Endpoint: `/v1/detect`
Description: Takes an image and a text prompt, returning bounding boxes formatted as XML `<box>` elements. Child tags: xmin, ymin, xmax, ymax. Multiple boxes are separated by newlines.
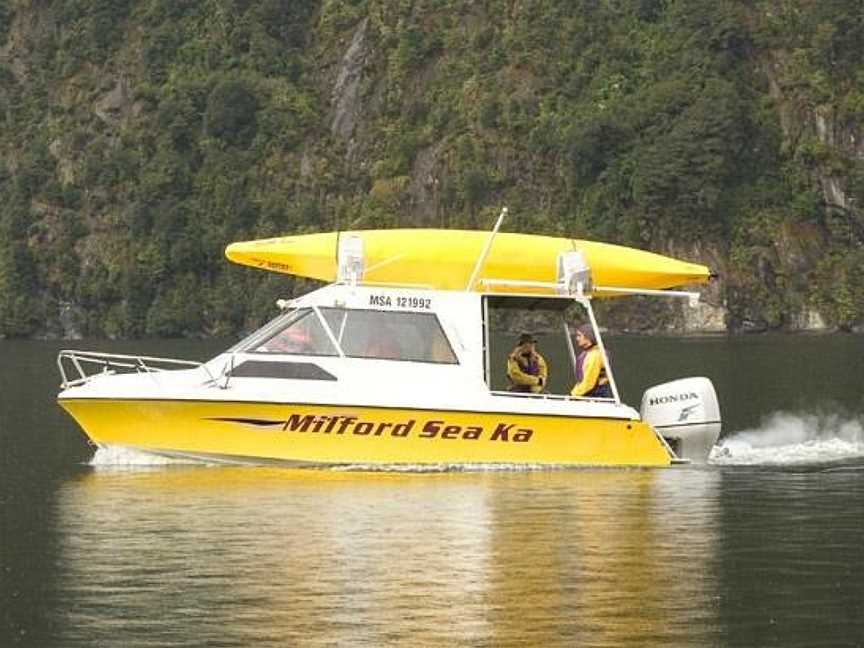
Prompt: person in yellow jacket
<box><xmin>506</xmin><ymin>333</ymin><xmax>548</xmax><ymax>393</ymax></box>
<box><xmin>570</xmin><ymin>324</ymin><xmax>612</xmax><ymax>398</ymax></box>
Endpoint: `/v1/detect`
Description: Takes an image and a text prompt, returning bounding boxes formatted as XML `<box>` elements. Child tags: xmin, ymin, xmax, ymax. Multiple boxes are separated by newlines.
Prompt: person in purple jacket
<box><xmin>570</xmin><ymin>324</ymin><xmax>612</xmax><ymax>398</ymax></box>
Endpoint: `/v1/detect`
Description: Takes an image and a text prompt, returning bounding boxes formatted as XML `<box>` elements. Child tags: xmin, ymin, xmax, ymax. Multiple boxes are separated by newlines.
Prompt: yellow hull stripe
<box><xmin>59</xmin><ymin>399</ymin><xmax>672</xmax><ymax>467</ymax></box>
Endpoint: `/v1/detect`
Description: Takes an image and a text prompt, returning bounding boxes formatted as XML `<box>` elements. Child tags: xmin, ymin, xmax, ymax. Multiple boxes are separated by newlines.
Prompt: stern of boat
<box><xmin>641</xmin><ymin>377</ymin><xmax>721</xmax><ymax>463</ymax></box>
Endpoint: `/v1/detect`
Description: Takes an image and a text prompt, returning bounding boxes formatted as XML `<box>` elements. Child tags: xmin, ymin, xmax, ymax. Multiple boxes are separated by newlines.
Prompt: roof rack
<box><xmin>479</xmin><ymin>278</ymin><xmax>700</xmax><ymax>304</ymax></box>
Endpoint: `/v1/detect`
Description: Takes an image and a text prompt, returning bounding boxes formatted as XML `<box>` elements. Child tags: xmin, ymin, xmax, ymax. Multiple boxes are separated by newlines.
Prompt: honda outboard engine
<box><xmin>640</xmin><ymin>377</ymin><xmax>721</xmax><ymax>463</ymax></box>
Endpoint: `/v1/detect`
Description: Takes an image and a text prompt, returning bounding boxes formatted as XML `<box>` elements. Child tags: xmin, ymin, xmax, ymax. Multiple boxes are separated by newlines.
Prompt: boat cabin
<box><xmin>227</xmin><ymin>283</ymin><xmax>615</xmax><ymax>404</ymax></box>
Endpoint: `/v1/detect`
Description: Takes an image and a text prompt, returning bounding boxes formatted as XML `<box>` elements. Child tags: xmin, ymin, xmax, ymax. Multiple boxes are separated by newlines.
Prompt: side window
<box><xmin>320</xmin><ymin>308</ymin><xmax>457</xmax><ymax>364</ymax></box>
<box><xmin>249</xmin><ymin>309</ymin><xmax>338</xmax><ymax>356</ymax></box>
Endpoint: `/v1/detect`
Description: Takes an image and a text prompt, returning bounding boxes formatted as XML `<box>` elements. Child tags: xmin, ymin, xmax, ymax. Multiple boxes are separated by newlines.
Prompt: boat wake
<box><xmin>709</xmin><ymin>411</ymin><xmax>864</xmax><ymax>467</ymax></box>
<box><xmin>89</xmin><ymin>446</ymin><xmax>207</xmax><ymax>468</ymax></box>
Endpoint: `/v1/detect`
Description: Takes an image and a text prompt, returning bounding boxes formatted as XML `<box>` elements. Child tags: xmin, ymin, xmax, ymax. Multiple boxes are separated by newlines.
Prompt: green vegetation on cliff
<box><xmin>0</xmin><ymin>0</ymin><xmax>862</xmax><ymax>337</ymax></box>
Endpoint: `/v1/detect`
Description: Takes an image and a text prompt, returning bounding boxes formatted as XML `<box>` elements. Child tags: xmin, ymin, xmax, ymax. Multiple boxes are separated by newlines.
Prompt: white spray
<box><xmin>710</xmin><ymin>411</ymin><xmax>864</xmax><ymax>466</ymax></box>
<box><xmin>89</xmin><ymin>445</ymin><xmax>205</xmax><ymax>468</ymax></box>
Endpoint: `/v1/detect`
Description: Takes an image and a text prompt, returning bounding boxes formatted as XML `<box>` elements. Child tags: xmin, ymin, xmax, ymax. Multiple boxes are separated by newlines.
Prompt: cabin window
<box><xmin>248</xmin><ymin>308</ymin><xmax>339</xmax><ymax>356</ymax></box>
<box><xmin>320</xmin><ymin>308</ymin><xmax>458</xmax><ymax>364</ymax></box>
<box><xmin>228</xmin><ymin>360</ymin><xmax>337</xmax><ymax>381</ymax></box>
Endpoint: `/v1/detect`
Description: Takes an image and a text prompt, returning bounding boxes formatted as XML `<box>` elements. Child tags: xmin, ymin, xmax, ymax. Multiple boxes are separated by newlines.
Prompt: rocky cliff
<box><xmin>0</xmin><ymin>0</ymin><xmax>862</xmax><ymax>338</ymax></box>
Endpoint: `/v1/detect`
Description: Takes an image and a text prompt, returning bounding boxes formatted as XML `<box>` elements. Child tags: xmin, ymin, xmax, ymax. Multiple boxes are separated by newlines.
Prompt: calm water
<box><xmin>2</xmin><ymin>336</ymin><xmax>864</xmax><ymax>647</ymax></box>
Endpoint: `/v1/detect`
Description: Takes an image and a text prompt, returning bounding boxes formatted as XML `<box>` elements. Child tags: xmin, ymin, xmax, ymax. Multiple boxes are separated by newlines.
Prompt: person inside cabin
<box><xmin>261</xmin><ymin>326</ymin><xmax>312</xmax><ymax>354</ymax></box>
<box><xmin>366</xmin><ymin>325</ymin><xmax>403</xmax><ymax>359</ymax></box>
<box><xmin>507</xmin><ymin>333</ymin><xmax>548</xmax><ymax>393</ymax></box>
<box><xmin>570</xmin><ymin>324</ymin><xmax>612</xmax><ymax>399</ymax></box>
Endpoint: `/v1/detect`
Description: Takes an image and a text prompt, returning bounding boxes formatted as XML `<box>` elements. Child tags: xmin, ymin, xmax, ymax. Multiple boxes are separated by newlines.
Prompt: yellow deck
<box><xmin>225</xmin><ymin>230</ymin><xmax>710</xmax><ymax>293</ymax></box>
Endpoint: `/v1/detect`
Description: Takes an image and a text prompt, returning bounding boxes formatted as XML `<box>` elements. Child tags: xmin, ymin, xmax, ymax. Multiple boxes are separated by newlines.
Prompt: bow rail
<box><xmin>58</xmin><ymin>350</ymin><xmax>216</xmax><ymax>389</ymax></box>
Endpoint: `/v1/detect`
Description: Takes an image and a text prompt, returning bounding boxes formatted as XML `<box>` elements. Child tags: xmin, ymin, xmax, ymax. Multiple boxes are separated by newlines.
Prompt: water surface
<box><xmin>2</xmin><ymin>336</ymin><xmax>864</xmax><ymax>647</ymax></box>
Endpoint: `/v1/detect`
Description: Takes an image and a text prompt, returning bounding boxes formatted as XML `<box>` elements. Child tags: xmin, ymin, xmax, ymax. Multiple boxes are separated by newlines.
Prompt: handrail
<box><xmin>489</xmin><ymin>390</ymin><xmax>617</xmax><ymax>404</ymax></box>
<box><xmin>337</xmin><ymin>280</ymin><xmax>436</xmax><ymax>290</ymax></box>
<box><xmin>593</xmin><ymin>285</ymin><xmax>701</xmax><ymax>305</ymax></box>
<box><xmin>586</xmin><ymin>299</ymin><xmax>621</xmax><ymax>404</ymax></box>
<box><xmin>58</xmin><ymin>350</ymin><xmax>216</xmax><ymax>389</ymax></box>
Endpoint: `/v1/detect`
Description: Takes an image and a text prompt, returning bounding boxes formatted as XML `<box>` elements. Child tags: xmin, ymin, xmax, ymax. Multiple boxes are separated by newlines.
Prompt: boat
<box><xmin>57</xmin><ymin>217</ymin><xmax>722</xmax><ymax>468</ymax></box>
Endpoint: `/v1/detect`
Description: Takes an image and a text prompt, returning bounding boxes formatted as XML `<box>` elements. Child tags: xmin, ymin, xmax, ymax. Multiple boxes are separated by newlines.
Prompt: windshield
<box><xmin>245</xmin><ymin>308</ymin><xmax>339</xmax><ymax>356</ymax></box>
<box><xmin>235</xmin><ymin>306</ymin><xmax>457</xmax><ymax>364</ymax></box>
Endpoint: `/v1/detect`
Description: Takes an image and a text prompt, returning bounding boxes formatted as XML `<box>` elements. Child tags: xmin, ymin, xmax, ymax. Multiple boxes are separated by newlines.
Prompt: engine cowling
<box><xmin>640</xmin><ymin>377</ymin><xmax>721</xmax><ymax>463</ymax></box>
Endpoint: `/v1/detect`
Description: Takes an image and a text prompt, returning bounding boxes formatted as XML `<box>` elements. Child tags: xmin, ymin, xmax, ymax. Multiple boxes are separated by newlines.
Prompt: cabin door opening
<box><xmin>482</xmin><ymin>295</ymin><xmax>594</xmax><ymax>396</ymax></box>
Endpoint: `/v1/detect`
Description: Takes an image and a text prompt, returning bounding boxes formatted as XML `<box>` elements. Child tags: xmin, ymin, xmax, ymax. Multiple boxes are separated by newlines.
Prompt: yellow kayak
<box><xmin>225</xmin><ymin>230</ymin><xmax>710</xmax><ymax>293</ymax></box>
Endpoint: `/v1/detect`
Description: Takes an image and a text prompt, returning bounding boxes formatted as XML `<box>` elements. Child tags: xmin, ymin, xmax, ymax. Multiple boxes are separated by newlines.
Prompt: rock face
<box><xmin>682</xmin><ymin>298</ymin><xmax>727</xmax><ymax>333</ymax></box>
<box><xmin>331</xmin><ymin>19</ymin><xmax>369</xmax><ymax>143</ymax></box>
<box><xmin>813</xmin><ymin>111</ymin><xmax>862</xmax><ymax>226</ymax></box>
<box><xmin>57</xmin><ymin>301</ymin><xmax>84</xmax><ymax>340</ymax></box>
<box><xmin>406</xmin><ymin>142</ymin><xmax>445</xmax><ymax>223</ymax></box>
<box><xmin>94</xmin><ymin>75</ymin><xmax>135</xmax><ymax>126</ymax></box>
<box><xmin>794</xmin><ymin>309</ymin><xmax>829</xmax><ymax>331</ymax></box>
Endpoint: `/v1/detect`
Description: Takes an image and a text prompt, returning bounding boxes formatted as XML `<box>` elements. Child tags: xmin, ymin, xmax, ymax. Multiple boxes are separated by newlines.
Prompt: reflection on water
<box><xmin>48</xmin><ymin>467</ymin><xmax>723</xmax><ymax>648</ymax></box>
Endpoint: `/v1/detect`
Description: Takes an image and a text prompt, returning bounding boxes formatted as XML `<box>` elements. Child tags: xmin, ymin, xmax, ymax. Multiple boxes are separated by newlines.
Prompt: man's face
<box><xmin>575</xmin><ymin>331</ymin><xmax>591</xmax><ymax>350</ymax></box>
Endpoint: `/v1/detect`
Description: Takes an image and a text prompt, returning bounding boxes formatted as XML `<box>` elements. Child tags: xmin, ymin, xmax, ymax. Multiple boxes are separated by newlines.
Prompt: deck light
<box><xmin>557</xmin><ymin>250</ymin><xmax>593</xmax><ymax>296</ymax></box>
<box><xmin>337</xmin><ymin>235</ymin><xmax>365</xmax><ymax>285</ymax></box>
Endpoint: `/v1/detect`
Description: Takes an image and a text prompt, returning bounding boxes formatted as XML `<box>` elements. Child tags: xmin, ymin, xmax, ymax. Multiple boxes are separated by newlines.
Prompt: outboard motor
<box><xmin>640</xmin><ymin>377</ymin><xmax>721</xmax><ymax>463</ymax></box>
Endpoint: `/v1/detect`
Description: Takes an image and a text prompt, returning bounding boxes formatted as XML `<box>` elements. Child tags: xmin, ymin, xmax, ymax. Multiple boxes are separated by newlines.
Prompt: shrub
<box><xmin>204</xmin><ymin>79</ymin><xmax>259</xmax><ymax>146</ymax></box>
